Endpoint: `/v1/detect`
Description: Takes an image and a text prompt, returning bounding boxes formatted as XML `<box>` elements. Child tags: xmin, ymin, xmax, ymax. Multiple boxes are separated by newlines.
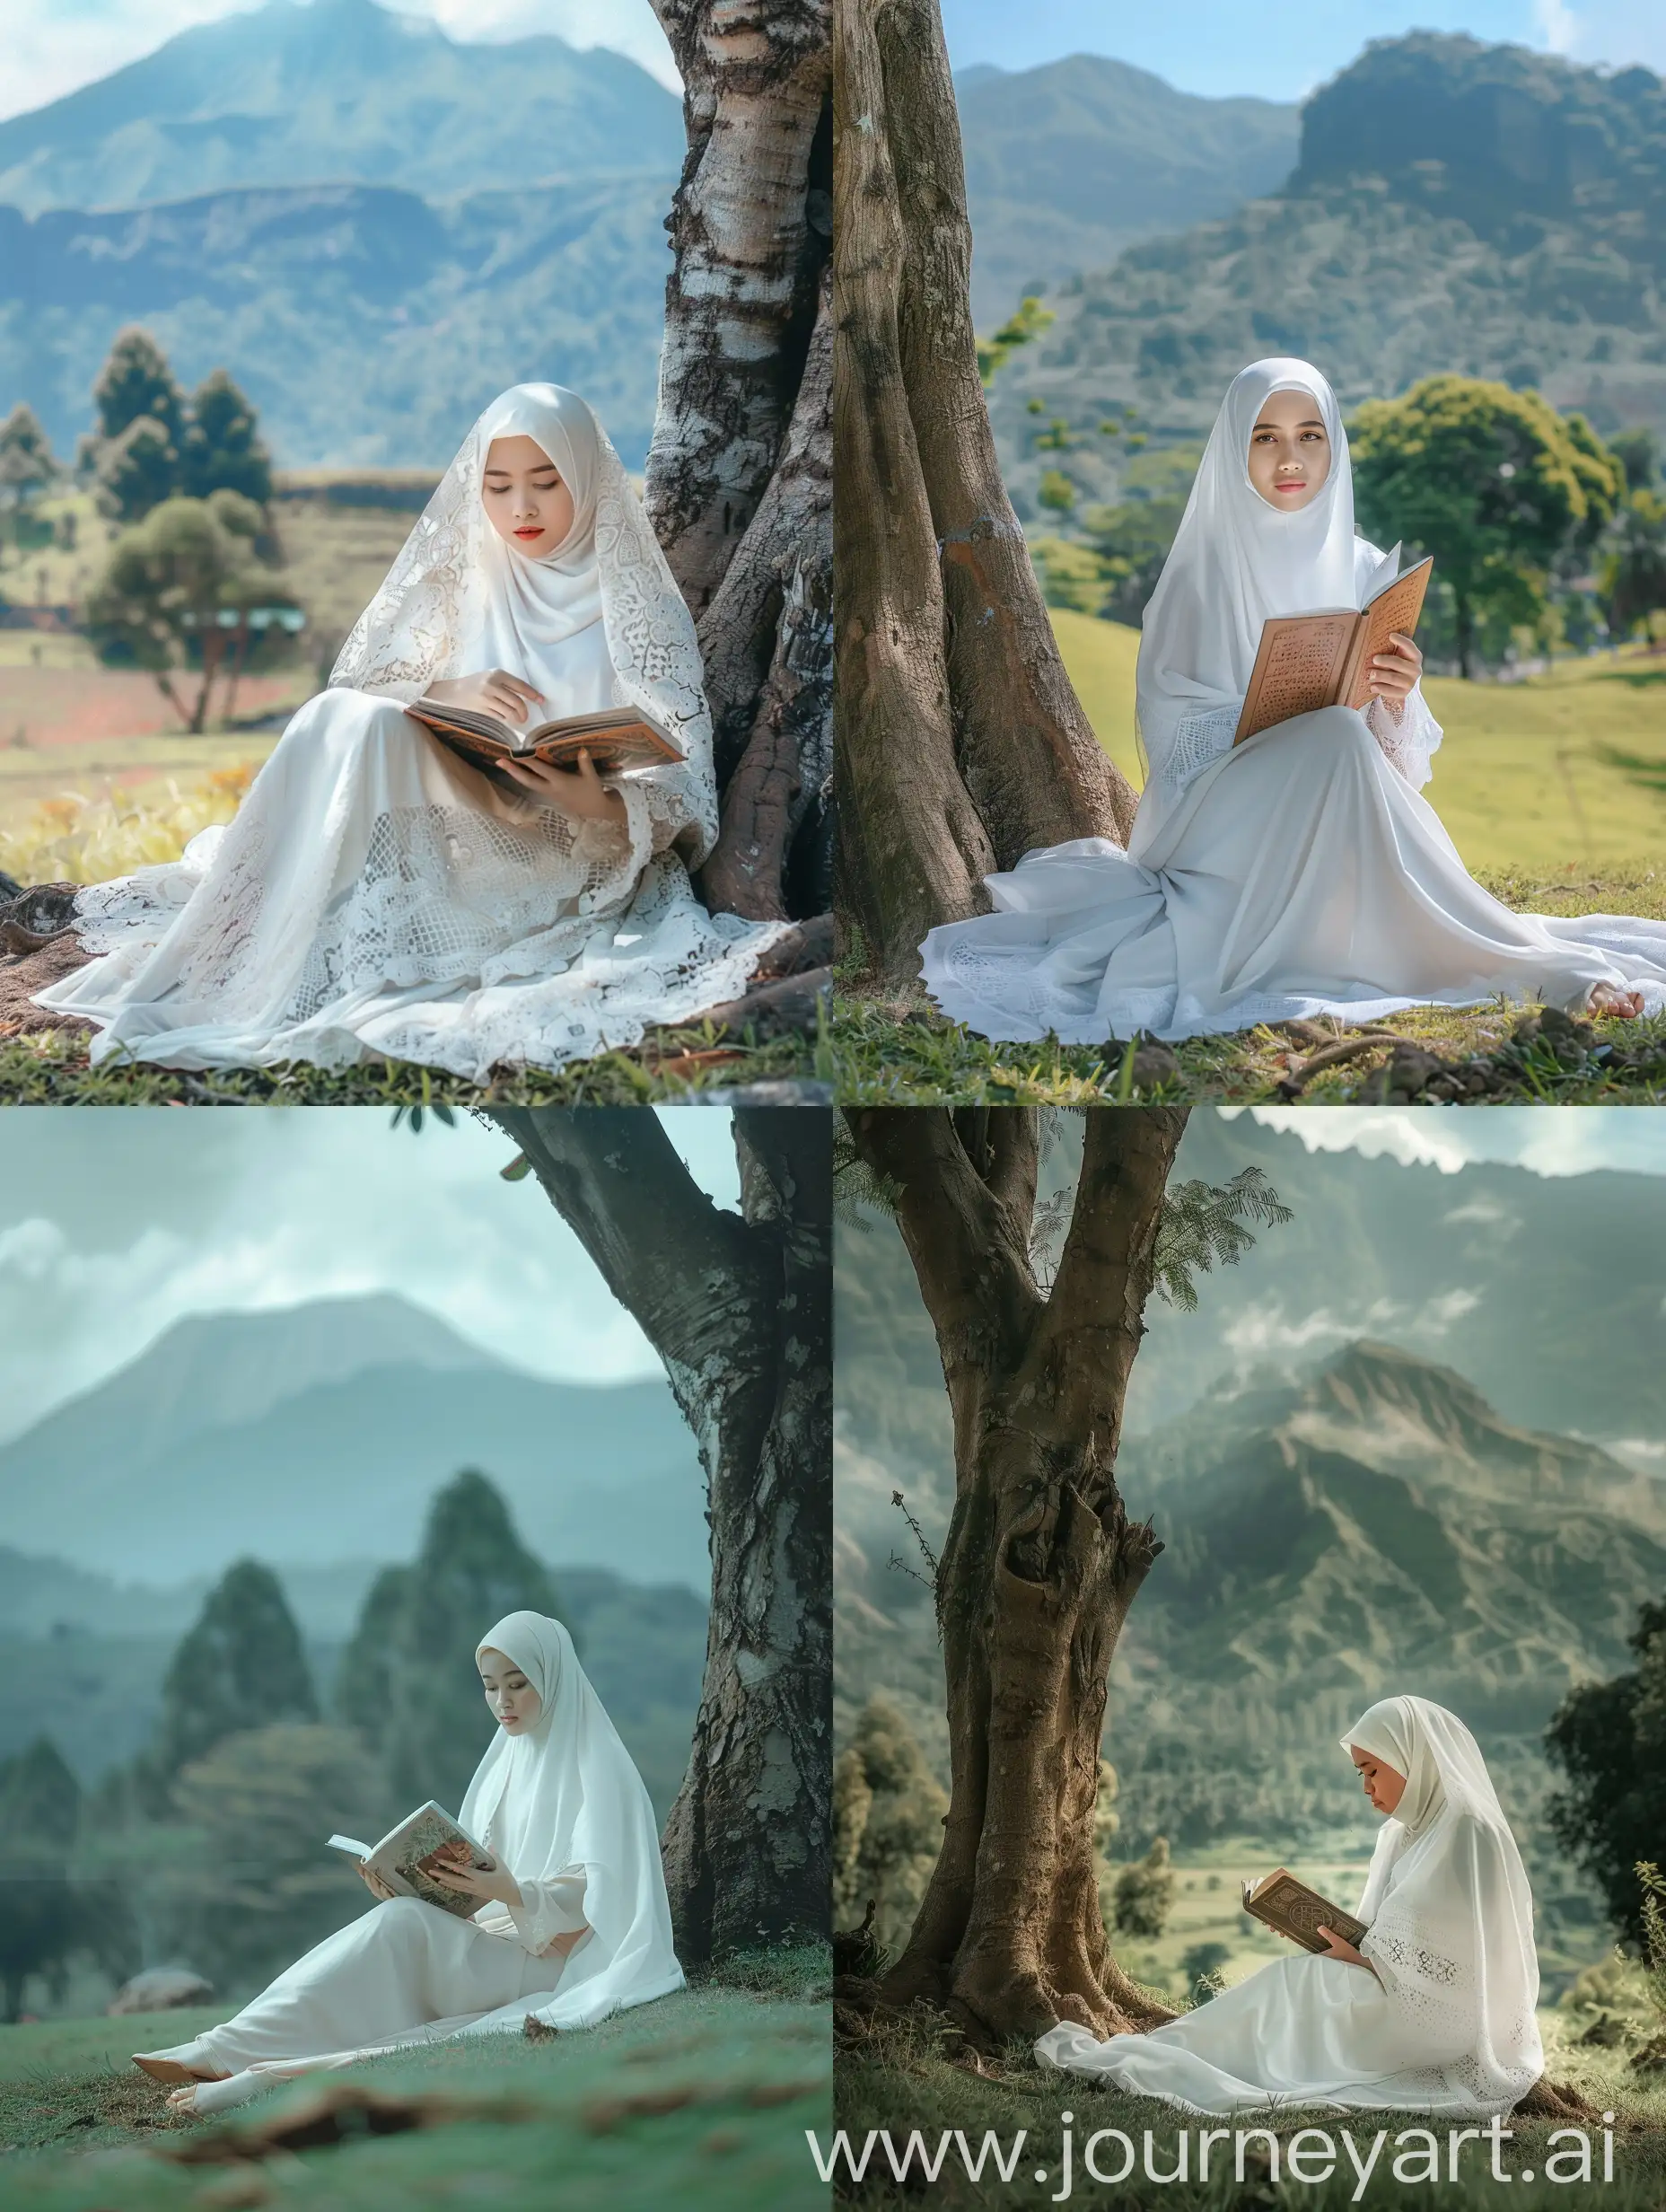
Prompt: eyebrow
<box><xmin>483</xmin><ymin>466</ymin><xmax>561</xmax><ymax>478</ymax></box>
<box><xmin>1254</xmin><ymin>417</ymin><xmax>1326</xmax><ymax>432</ymax></box>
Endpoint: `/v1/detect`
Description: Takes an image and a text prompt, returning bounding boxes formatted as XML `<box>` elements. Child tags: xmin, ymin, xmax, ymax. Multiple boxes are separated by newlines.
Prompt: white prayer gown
<box><xmin>1038</xmin><ymin>1697</ymin><xmax>1544</xmax><ymax>2119</ymax></box>
<box><xmin>138</xmin><ymin>1612</ymin><xmax>683</xmax><ymax>2115</ymax></box>
<box><xmin>922</xmin><ymin>358</ymin><xmax>1666</xmax><ymax>1042</ymax></box>
<box><xmin>36</xmin><ymin>385</ymin><xmax>791</xmax><ymax>1078</ymax></box>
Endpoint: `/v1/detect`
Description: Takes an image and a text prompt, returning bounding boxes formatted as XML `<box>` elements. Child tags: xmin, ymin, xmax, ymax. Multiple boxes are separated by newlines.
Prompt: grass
<box><xmin>836</xmin><ymin>620</ymin><xmax>1666</xmax><ymax>1105</ymax></box>
<box><xmin>0</xmin><ymin>1948</ymin><xmax>831</xmax><ymax>2210</ymax></box>
<box><xmin>833</xmin><ymin>2006</ymin><xmax>1665</xmax><ymax>2208</ymax></box>
<box><xmin>0</xmin><ymin>1023</ymin><xmax>828</xmax><ymax>1107</ymax></box>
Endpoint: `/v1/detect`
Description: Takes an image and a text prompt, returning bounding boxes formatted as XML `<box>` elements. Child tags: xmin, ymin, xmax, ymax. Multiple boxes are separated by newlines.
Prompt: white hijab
<box><xmin>329</xmin><ymin>381</ymin><xmax>718</xmax><ymax>860</ymax></box>
<box><xmin>462</xmin><ymin>1610</ymin><xmax>684</xmax><ymax>2031</ymax></box>
<box><xmin>1135</xmin><ymin>356</ymin><xmax>1379</xmax><ymax>823</ymax></box>
<box><xmin>1343</xmin><ymin>1696</ymin><xmax>1543</xmax><ymax>2111</ymax></box>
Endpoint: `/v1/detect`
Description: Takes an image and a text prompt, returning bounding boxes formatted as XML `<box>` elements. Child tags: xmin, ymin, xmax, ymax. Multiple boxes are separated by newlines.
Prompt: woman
<box><xmin>132</xmin><ymin>1611</ymin><xmax>683</xmax><ymax>2116</ymax></box>
<box><xmin>1037</xmin><ymin>1695</ymin><xmax>1544</xmax><ymax>2116</ymax></box>
<box><xmin>36</xmin><ymin>384</ymin><xmax>791</xmax><ymax>1077</ymax></box>
<box><xmin>922</xmin><ymin>357</ymin><xmax>1666</xmax><ymax>1042</ymax></box>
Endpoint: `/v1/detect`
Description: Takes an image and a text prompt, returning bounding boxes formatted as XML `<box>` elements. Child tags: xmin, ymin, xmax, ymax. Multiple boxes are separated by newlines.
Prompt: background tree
<box><xmin>0</xmin><ymin>1738</ymin><xmax>82</xmax><ymax>2022</ymax></box>
<box><xmin>1546</xmin><ymin>1599</ymin><xmax>1666</xmax><ymax>1953</ymax></box>
<box><xmin>1112</xmin><ymin>1834</ymin><xmax>1175</xmax><ymax>1938</ymax></box>
<box><xmin>645</xmin><ymin>0</ymin><xmax>833</xmax><ymax>937</ymax></box>
<box><xmin>92</xmin><ymin>328</ymin><xmax>187</xmax><ymax>452</ymax></box>
<box><xmin>837</xmin><ymin>1107</ymin><xmax>1290</xmax><ymax>2043</ymax></box>
<box><xmin>0</xmin><ymin>403</ymin><xmax>59</xmax><ymax>560</ymax></box>
<box><xmin>831</xmin><ymin>1694</ymin><xmax>948</xmax><ymax>1955</ymax></box>
<box><xmin>97</xmin><ymin>416</ymin><xmax>183</xmax><ymax>526</ymax></box>
<box><xmin>138</xmin><ymin>1559</ymin><xmax>318</xmax><ymax>1813</ymax></box>
<box><xmin>835</xmin><ymin>0</ymin><xmax>1137</xmax><ymax>986</ymax></box>
<box><xmin>181</xmin><ymin>368</ymin><xmax>273</xmax><ymax>508</ymax></box>
<box><xmin>368</xmin><ymin>1470</ymin><xmax>561</xmax><ymax>1817</ymax></box>
<box><xmin>1350</xmin><ymin>375</ymin><xmax>1624</xmax><ymax>677</ymax></box>
<box><xmin>1600</xmin><ymin>487</ymin><xmax>1666</xmax><ymax>647</ymax></box>
<box><xmin>85</xmin><ymin>490</ymin><xmax>293</xmax><ymax>732</ymax></box>
<box><xmin>488</xmin><ymin>1107</ymin><xmax>830</xmax><ymax>1963</ymax></box>
<box><xmin>163</xmin><ymin>1724</ymin><xmax>381</xmax><ymax>1991</ymax></box>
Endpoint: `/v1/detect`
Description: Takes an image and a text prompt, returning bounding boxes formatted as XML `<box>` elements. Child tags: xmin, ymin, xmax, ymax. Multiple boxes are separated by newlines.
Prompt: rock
<box><xmin>107</xmin><ymin>1967</ymin><xmax>215</xmax><ymax>2015</ymax></box>
<box><xmin>1128</xmin><ymin>1038</ymin><xmax>1180</xmax><ymax>1090</ymax></box>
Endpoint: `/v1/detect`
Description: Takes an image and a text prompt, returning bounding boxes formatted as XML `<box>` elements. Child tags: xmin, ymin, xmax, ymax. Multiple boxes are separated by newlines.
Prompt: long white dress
<box><xmin>140</xmin><ymin>1612</ymin><xmax>684</xmax><ymax>2115</ymax></box>
<box><xmin>922</xmin><ymin>358</ymin><xmax>1666</xmax><ymax>1042</ymax></box>
<box><xmin>1039</xmin><ymin>1697</ymin><xmax>1544</xmax><ymax>2119</ymax></box>
<box><xmin>36</xmin><ymin>385</ymin><xmax>791</xmax><ymax>1079</ymax></box>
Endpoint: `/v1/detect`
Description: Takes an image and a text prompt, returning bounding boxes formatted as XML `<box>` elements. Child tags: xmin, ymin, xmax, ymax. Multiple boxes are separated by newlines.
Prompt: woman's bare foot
<box><xmin>132</xmin><ymin>2053</ymin><xmax>230</xmax><ymax>2085</ymax></box>
<box><xmin>1586</xmin><ymin>982</ymin><xmax>1644</xmax><ymax>1020</ymax></box>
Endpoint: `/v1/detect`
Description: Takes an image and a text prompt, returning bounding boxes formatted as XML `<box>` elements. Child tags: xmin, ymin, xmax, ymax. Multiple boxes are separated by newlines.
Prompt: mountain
<box><xmin>982</xmin><ymin>36</ymin><xmax>1666</xmax><ymax>514</ymax></box>
<box><xmin>835</xmin><ymin>1112</ymin><xmax>1666</xmax><ymax>1579</ymax></box>
<box><xmin>0</xmin><ymin>0</ymin><xmax>680</xmax><ymax>466</ymax></box>
<box><xmin>0</xmin><ymin>176</ymin><xmax>671</xmax><ymax>466</ymax></box>
<box><xmin>0</xmin><ymin>1294</ymin><xmax>710</xmax><ymax>1590</ymax></box>
<box><xmin>0</xmin><ymin>0</ymin><xmax>683</xmax><ymax>213</ymax></box>
<box><xmin>954</xmin><ymin>56</ymin><xmax>1298</xmax><ymax>325</ymax></box>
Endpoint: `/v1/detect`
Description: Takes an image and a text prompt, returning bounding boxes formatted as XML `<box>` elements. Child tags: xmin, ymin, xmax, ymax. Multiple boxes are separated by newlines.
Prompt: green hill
<box><xmin>982</xmin><ymin>35</ymin><xmax>1666</xmax><ymax>514</ymax></box>
<box><xmin>954</xmin><ymin>56</ymin><xmax>1296</xmax><ymax>325</ymax></box>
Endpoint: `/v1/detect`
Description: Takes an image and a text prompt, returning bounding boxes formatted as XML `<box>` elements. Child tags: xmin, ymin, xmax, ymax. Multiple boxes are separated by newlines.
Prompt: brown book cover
<box><xmin>407</xmin><ymin>699</ymin><xmax>685</xmax><ymax>789</ymax></box>
<box><xmin>1234</xmin><ymin>555</ymin><xmax>1433</xmax><ymax>745</ymax></box>
<box><xmin>1241</xmin><ymin>1867</ymin><xmax>1369</xmax><ymax>1954</ymax></box>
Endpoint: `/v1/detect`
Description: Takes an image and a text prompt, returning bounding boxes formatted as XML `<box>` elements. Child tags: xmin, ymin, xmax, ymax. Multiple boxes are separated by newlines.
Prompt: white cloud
<box><xmin>0</xmin><ymin>0</ymin><xmax>675</xmax><ymax>127</ymax></box>
<box><xmin>1239</xmin><ymin>1106</ymin><xmax>1666</xmax><ymax>1181</ymax></box>
<box><xmin>0</xmin><ymin>1107</ymin><xmax>737</xmax><ymax>1442</ymax></box>
<box><xmin>1532</xmin><ymin>0</ymin><xmax>1666</xmax><ymax>68</ymax></box>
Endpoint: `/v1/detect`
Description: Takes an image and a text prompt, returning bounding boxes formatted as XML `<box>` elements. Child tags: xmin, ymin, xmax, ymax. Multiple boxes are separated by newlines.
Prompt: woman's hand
<box><xmin>425</xmin><ymin>670</ymin><xmax>547</xmax><ymax>726</ymax></box>
<box><xmin>420</xmin><ymin>1838</ymin><xmax>523</xmax><ymax>1909</ymax></box>
<box><xmin>1366</xmin><ymin>631</ymin><xmax>1422</xmax><ymax>707</ymax></box>
<box><xmin>1315</xmin><ymin>1924</ymin><xmax>1372</xmax><ymax>1970</ymax></box>
<box><xmin>499</xmin><ymin>746</ymin><xmax>625</xmax><ymax>824</ymax></box>
<box><xmin>357</xmin><ymin>1859</ymin><xmax>399</xmax><ymax>1903</ymax></box>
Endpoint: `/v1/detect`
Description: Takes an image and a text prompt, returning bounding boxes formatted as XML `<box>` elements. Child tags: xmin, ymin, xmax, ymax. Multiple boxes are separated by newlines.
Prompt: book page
<box><xmin>1345</xmin><ymin>557</ymin><xmax>1433</xmax><ymax>712</ymax></box>
<box><xmin>1235</xmin><ymin>613</ymin><xmax>1358</xmax><ymax>743</ymax></box>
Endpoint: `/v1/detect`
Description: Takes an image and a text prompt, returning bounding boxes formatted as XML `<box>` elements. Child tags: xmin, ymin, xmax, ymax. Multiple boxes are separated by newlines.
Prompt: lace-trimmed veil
<box><xmin>329</xmin><ymin>382</ymin><xmax>716</xmax><ymax>865</ymax></box>
<box><xmin>1343</xmin><ymin>1695</ymin><xmax>1542</xmax><ymax>2110</ymax></box>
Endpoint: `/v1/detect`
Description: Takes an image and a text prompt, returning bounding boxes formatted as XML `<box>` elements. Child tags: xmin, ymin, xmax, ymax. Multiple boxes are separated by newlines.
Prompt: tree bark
<box><xmin>490</xmin><ymin>1107</ymin><xmax>831</xmax><ymax>1962</ymax></box>
<box><xmin>834</xmin><ymin>0</ymin><xmax>1138</xmax><ymax>984</ymax></box>
<box><xmin>842</xmin><ymin>1106</ymin><xmax>1188</xmax><ymax>2041</ymax></box>
<box><xmin>648</xmin><ymin>0</ymin><xmax>833</xmax><ymax>923</ymax></box>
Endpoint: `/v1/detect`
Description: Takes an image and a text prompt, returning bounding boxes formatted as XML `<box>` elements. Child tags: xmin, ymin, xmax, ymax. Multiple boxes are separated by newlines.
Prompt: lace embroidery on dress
<box><xmin>1159</xmin><ymin>705</ymin><xmax>1241</xmax><ymax>801</ymax></box>
<box><xmin>1365</xmin><ymin>684</ymin><xmax>1442</xmax><ymax>790</ymax></box>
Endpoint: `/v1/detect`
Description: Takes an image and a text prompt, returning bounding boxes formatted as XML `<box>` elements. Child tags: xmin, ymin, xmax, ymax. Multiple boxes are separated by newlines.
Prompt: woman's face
<box><xmin>1350</xmin><ymin>1745</ymin><xmax>1407</xmax><ymax>1815</ymax></box>
<box><xmin>482</xmin><ymin>434</ymin><xmax>575</xmax><ymax>558</ymax></box>
<box><xmin>478</xmin><ymin>1646</ymin><xmax>543</xmax><ymax>1735</ymax></box>
<box><xmin>1246</xmin><ymin>386</ymin><xmax>1331</xmax><ymax>510</ymax></box>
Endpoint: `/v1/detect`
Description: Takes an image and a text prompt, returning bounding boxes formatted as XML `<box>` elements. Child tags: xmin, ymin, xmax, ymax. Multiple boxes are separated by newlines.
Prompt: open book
<box><xmin>1241</xmin><ymin>1867</ymin><xmax>1369</xmax><ymax>1954</ymax></box>
<box><xmin>1233</xmin><ymin>549</ymin><xmax>1433</xmax><ymax>745</ymax></box>
<box><xmin>328</xmin><ymin>1801</ymin><xmax>498</xmax><ymax>1921</ymax></box>
<box><xmin>405</xmin><ymin>698</ymin><xmax>684</xmax><ymax>786</ymax></box>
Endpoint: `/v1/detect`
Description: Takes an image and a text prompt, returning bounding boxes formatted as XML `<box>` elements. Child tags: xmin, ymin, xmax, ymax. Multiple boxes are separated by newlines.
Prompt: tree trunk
<box><xmin>490</xmin><ymin>1107</ymin><xmax>831</xmax><ymax>1962</ymax></box>
<box><xmin>834</xmin><ymin>0</ymin><xmax>1137</xmax><ymax>983</ymax></box>
<box><xmin>1455</xmin><ymin>587</ymin><xmax>1476</xmax><ymax>681</ymax></box>
<box><xmin>843</xmin><ymin>1106</ymin><xmax>1188</xmax><ymax>2041</ymax></box>
<box><xmin>648</xmin><ymin>0</ymin><xmax>833</xmax><ymax>923</ymax></box>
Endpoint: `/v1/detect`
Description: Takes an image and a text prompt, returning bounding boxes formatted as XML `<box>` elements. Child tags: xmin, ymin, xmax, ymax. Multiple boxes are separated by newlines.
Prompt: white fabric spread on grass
<box><xmin>136</xmin><ymin>1611</ymin><xmax>682</xmax><ymax>2116</ymax></box>
<box><xmin>36</xmin><ymin>384</ymin><xmax>790</xmax><ymax>1077</ymax></box>
<box><xmin>921</xmin><ymin>356</ymin><xmax>1666</xmax><ymax>1041</ymax></box>
<box><xmin>1037</xmin><ymin>1695</ymin><xmax>1543</xmax><ymax>2118</ymax></box>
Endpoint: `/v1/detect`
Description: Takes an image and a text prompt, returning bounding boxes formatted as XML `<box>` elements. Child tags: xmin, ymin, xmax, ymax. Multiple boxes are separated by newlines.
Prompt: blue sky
<box><xmin>940</xmin><ymin>0</ymin><xmax>1664</xmax><ymax>94</ymax></box>
<box><xmin>0</xmin><ymin>1107</ymin><xmax>739</xmax><ymax>1439</ymax></box>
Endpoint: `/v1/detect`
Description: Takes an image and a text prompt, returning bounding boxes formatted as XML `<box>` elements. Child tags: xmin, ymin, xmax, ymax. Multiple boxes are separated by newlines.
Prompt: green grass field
<box><xmin>833</xmin><ymin>619</ymin><xmax>1666</xmax><ymax>1105</ymax></box>
<box><xmin>0</xmin><ymin>1953</ymin><xmax>830</xmax><ymax>2211</ymax></box>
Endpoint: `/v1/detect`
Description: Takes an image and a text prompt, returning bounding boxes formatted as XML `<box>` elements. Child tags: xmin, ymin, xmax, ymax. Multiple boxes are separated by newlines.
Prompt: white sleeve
<box><xmin>506</xmin><ymin>1871</ymin><xmax>589</xmax><ymax>1956</ymax></box>
<box><xmin>1365</xmin><ymin>681</ymin><xmax>1442</xmax><ymax>790</ymax></box>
